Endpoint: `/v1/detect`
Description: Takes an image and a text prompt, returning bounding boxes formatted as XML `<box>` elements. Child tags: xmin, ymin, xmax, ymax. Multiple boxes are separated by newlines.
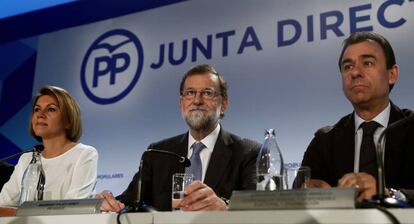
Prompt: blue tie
<box><xmin>185</xmin><ymin>142</ymin><xmax>205</xmax><ymax>181</ymax></box>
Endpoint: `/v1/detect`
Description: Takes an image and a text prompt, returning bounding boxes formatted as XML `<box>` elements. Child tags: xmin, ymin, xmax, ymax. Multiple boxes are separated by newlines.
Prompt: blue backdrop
<box><xmin>1</xmin><ymin>0</ymin><xmax>413</xmax><ymax>194</ymax></box>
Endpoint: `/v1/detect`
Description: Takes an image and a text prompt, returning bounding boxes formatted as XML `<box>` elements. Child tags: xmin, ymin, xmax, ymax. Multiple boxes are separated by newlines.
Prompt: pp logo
<box><xmin>81</xmin><ymin>29</ymin><xmax>144</xmax><ymax>104</ymax></box>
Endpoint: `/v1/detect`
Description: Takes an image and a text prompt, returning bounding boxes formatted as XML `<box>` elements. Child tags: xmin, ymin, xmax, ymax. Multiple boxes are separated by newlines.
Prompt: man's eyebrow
<box><xmin>341</xmin><ymin>58</ymin><xmax>353</xmax><ymax>66</ymax></box>
<box><xmin>360</xmin><ymin>54</ymin><xmax>376</xmax><ymax>60</ymax></box>
<box><xmin>341</xmin><ymin>54</ymin><xmax>376</xmax><ymax>65</ymax></box>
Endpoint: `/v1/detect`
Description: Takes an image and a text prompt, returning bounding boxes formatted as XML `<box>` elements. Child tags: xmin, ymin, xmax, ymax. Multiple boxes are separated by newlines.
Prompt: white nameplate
<box><xmin>17</xmin><ymin>198</ymin><xmax>103</xmax><ymax>216</ymax></box>
<box><xmin>229</xmin><ymin>188</ymin><xmax>357</xmax><ymax>210</ymax></box>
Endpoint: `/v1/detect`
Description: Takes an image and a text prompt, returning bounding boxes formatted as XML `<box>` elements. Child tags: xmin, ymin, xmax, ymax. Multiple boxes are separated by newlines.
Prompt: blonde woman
<box><xmin>0</xmin><ymin>86</ymin><xmax>98</xmax><ymax>216</ymax></box>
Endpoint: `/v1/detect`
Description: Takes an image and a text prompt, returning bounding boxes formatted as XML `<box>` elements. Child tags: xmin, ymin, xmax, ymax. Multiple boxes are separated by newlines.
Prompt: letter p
<box><xmin>93</xmin><ymin>56</ymin><xmax>111</xmax><ymax>88</ymax></box>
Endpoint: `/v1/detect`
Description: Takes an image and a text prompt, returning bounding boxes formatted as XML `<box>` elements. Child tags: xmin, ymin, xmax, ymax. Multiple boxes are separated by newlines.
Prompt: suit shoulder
<box><xmin>314</xmin><ymin>113</ymin><xmax>352</xmax><ymax>136</ymax></box>
<box><xmin>148</xmin><ymin>133</ymin><xmax>186</xmax><ymax>149</ymax></box>
<box><xmin>240</xmin><ymin>138</ymin><xmax>261</xmax><ymax>151</ymax></box>
<box><xmin>315</xmin><ymin>116</ymin><xmax>353</xmax><ymax>137</ymax></box>
<box><xmin>315</xmin><ymin>125</ymin><xmax>334</xmax><ymax>134</ymax></box>
<box><xmin>227</xmin><ymin>132</ymin><xmax>261</xmax><ymax>151</ymax></box>
<box><xmin>242</xmin><ymin>137</ymin><xmax>261</xmax><ymax>148</ymax></box>
<box><xmin>400</xmin><ymin>108</ymin><xmax>414</xmax><ymax>117</ymax></box>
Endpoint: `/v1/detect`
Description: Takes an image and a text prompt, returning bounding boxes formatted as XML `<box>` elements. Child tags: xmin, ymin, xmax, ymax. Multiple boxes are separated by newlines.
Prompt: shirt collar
<box><xmin>354</xmin><ymin>102</ymin><xmax>390</xmax><ymax>132</ymax></box>
<box><xmin>188</xmin><ymin>123</ymin><xmax>221</xmax><ymax>153</ymax></box>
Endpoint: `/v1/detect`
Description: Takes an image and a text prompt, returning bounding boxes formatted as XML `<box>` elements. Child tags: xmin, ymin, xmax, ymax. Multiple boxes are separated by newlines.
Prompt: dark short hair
<box><xmin>30</xmin><ymin>86</ymin><xmax>82</xmax><ymax>142</ymax></box>
<box><xmin>338</xmin><ymin>32</ymin><xmax>396</xmax><ymax>91</ymax></box>
<box><xmin>179</xmin><ymin>64</ymin><xmax>228</xmax><ymax>99</ymax></box>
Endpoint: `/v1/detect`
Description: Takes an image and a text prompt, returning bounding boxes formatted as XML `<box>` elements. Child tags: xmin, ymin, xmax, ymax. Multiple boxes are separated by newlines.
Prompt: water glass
<box><xmin>172</xmin><ymin>173</ymin><xmax>193</xmax><ymax>211</ymax></box>
<box><xmin>284</xmin><ymin>165</ymin><xmax>311</xmax><ymax>189</ymax></box>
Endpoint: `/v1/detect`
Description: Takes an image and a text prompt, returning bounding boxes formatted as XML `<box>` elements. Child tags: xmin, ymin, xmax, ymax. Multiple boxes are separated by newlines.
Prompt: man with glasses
<box><xmin>100</xmin><ymin>64</ymin><xmax>260</xmax><ymax>211</ymax></box>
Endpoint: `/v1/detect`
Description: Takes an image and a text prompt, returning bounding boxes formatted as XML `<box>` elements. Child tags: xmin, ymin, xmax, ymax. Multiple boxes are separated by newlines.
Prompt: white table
<box><xmin>154</xmin><ymin>209</ymin><xmax>414</xmax><ymax>224</ymax></box>
<box><xmin>1</xmin><ymin>209</ymin><xmax>414</xmax><ymax>224</ymax></box>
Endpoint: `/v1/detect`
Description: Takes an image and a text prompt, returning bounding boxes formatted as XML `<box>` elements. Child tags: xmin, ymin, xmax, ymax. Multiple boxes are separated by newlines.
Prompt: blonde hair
<box><xmin>29</xmin><ymin>86</ymin><xmax>82</xmax><ymax>142</ymax></box>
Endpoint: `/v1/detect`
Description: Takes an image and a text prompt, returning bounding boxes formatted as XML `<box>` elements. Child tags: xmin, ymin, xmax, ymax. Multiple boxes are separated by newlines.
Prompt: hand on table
<box><xmin>338</xmin><ymin>172</ymin><xmax>377</xmax><ymax>202</ymax></box>
<box><xmin>307</xmin><ymin>179</ymin><xmax>332</xmax><ymax>188</ymax></box>
<box><xmin>0</xmin><ymin>206</ymin><xmax>17</xmax><ymax>217</ymax></box>
<box><xmin>98</xmin><ymin>190</ymin><xmax>125</xmax><ymax>212</ymax></box>
<box><xmin>175</xmin><ymin>181</ymin><xmax>227</xmax><ymax>211</ymax></box>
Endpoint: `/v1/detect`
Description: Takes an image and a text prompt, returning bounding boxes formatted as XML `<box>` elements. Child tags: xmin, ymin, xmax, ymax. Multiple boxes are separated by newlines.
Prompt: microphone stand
<box><xmin>0</xmin><ymin>145</ymin><xmax>44</xmax><ymax>163</ymax></box>
<box><xmin>362</xmin><ymin>115</ymin><xmax>414</xmax><ymax>208</ymax></box>
<box><xmin>0</xmin><ymin>151</ymin><xmax>26</xmax><ymax>163</ymax></box>
<box><xmin>117</xmin><ymin>149</ymin><xmax>190</xmax><ymax>214</ymax></box>
<box><xmin>122</xmin><ymin>158</ymin><xmax>154</xmax><ymax>213</ymax></box>
<box><xmin>117</xmin><ymin>148</ymin><xmax>190</xmax><ymax>224</ymax></box>
<box><xmin>356</xmin><ymin>115</ymin><xmax>414</xmax><ymax>224</ymax></box>
<box><xmin>364</xmin><ymin>134</ymin><xmax>404</xmax><ymax>208</ymax></box>
<box><xmin>116</xmin><ymin>158</ymin><xmax>153</xmax><ymax>224</ymax></box>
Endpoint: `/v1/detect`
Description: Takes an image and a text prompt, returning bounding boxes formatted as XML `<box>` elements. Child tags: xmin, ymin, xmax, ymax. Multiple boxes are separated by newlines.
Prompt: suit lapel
<box><xmin>204</xmin><ymin>129</ymin><xmax>233</xmax><ymax>190</ymax></box>
<box><xmin>162</xmin><ymin>133</ymin><xmax>188</xmax><ymax>174</ymax></box>
<box><xmin>176</xmin><ymin>133</ymin><xmax>189</xmax><ymax>173</ymax></box>
<box><xmin>334</xmin><ymin>114</ymin><xmax>356</xmax><ymax>177</ymax></box>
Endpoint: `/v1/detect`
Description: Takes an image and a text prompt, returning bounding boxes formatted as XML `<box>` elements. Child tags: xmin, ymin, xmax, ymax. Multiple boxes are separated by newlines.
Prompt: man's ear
<box><xmin>220</xmin><ymin>97</ymin><xmax>228</xmax><ymax>115</ymax></box>
<box><xmin>388</xmin><ymin>64</ymin><xmax>399</xmax><ymax>85</ymax></box>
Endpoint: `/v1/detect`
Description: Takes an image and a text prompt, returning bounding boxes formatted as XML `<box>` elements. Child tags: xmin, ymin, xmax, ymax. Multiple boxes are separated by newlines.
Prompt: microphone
<box><xmin>370</xmin><ymin>114</ymin><xmax>414</xmax><ymax>207</ymax></box>
<box><xmin>120</xmin><ymin>148</ymin><xmax>191</xmax><ymax>213</ymax></box>
<box><xmin>0</xmin><ymin>145</ymin><xmax>44</xmax><ymax>163</ymax></box>
<box><xmin>146</xmin><ymin>149</ymin><xmax>191</xmax><ymax>168</ymax></box>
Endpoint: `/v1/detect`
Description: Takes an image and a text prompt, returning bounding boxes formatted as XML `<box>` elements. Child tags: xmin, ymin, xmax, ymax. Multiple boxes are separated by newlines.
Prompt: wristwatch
<box><xmin>389</xmin><ymin>188</ymin><xmax>408</xmax><ymax>203</ymax></box>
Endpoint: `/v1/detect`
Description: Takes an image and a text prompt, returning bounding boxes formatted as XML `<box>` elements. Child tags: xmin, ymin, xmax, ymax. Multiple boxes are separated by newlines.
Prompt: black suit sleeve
<box><xmin>211</xmin><ymin>137</ymin><xmax>261</xmax><ymax>200</ymax></box>
<box><xmin>0</xmin><ymin>162</ymin><xmax>14</xmax><ymax>190</ymax></box>
<box><xmin>116</xmin><ymin>145</ymin><xmax>155</xmax><ymax>207</ymax></box>
<box><xmin>401</xmin><ymin>189</ymin><xmax>414</xmax><ymax>206</ymax></box>
<box><xmin>116</xmin><ymin>171</ymin><xmax>139</xmax><ymax>206</ymax></box>
<box><xmin>302</xmin><ymin>130</ymin><xmax>334</xmax><ymax>185</ymax></box>
<box><xmin>239</xmin><ymin>139</ymin><xmax>261</xmax><ymax>191</ymax></box>
<box><xmin>301</xmin><ymin>126</ymin><xmax>338</xmax><ymax>187</ymax></box>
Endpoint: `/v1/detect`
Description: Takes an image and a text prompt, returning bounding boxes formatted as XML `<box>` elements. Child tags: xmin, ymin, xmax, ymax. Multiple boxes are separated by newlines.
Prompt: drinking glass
<box><xmin>172</xmin><ymin>173</ymin><xmax>193</xmax><ymax>211</ymax></box>
<box><xmin>284</xmin><ymin>165</ymin><xmax>311</xmax><ymax>189</ymax></box>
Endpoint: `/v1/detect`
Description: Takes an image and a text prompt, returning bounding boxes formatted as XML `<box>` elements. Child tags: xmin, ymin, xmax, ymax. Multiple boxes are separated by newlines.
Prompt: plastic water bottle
<box><xmin>256</xmin><ymin>129</ymin><xmax>285</xmax><ymax>191</ymax></box>
<box><xmin>19</xmin><ymin>151</ymin><xmax>44</xmax><ymax>205</ymax></box>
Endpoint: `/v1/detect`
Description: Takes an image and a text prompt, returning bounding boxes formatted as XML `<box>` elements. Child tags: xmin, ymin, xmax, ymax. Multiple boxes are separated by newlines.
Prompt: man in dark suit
<box><xmin>100</xmin><ymin>64</ymin><xmax>260</xmax><ymax>211</ymax></box>
<box><xmin>301</xmin><ymin>32</ymin><xmax>414</xmax><ymax>204</ymax></box>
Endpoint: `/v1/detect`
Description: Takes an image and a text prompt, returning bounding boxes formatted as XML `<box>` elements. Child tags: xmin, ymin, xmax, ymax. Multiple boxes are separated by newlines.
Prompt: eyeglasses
<box><xmin>181</xmin><ymin>88</ymin><xmax>221</xmax><ymax>100</ymax></box>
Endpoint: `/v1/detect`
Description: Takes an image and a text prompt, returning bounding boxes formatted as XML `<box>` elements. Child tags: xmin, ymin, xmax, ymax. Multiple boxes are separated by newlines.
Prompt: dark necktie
<box><xmin>359</xmin><ymin>121</ymin><xmax>381</xmax><ymax>178</ymax></box>
<box><xmin>185</xmin><ymin>142</ymin><xmax>205</xmax><ymax>181</ymax></box>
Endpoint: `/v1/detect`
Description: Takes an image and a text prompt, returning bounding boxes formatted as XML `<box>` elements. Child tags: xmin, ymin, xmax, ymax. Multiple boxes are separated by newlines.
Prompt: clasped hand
<box><xmin>99</xmin><ymin>190</ymin><xmax>125</xmax><ymax>212</ymax></box>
